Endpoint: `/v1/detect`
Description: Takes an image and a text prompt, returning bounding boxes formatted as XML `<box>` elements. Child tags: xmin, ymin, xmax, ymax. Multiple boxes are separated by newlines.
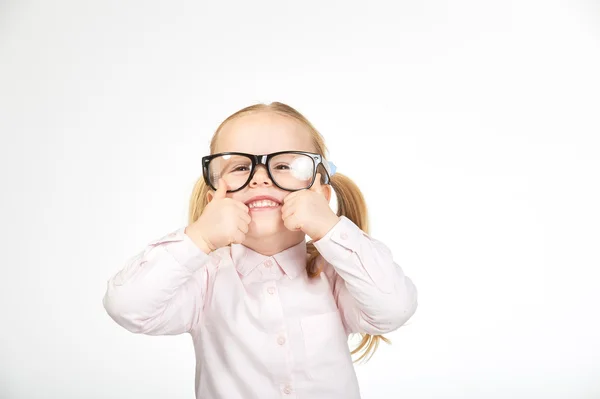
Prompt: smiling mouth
<box><xmin>247</xmin><ymin>199</ymin><xmax>281</xmax><ymax>210</ymax></box>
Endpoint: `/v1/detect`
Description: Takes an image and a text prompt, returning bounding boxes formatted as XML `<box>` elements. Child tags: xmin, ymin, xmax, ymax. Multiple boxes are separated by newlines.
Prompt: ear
<box><xmin>311</xmin><ymin>173</ymin><xmax>332</xmax><ymax>202</ymax></box>
<box><xmin>206</xmin><ymin>190</ymin><xmax>215</xmax><ymax>203</ymax></box>
<box><xmin>322</xmin><ymin>183</ymin><xmax>332</xmax><ymax>203</ymax></box>
<box><xmin>320</xmin><ymin>170</ymin><xmax>333</xmax><ymax>203</ymax></box>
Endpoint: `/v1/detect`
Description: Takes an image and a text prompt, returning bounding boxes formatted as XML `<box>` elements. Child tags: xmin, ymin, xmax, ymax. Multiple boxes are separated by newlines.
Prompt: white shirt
<box><xmin>103</xmin><ymin>216</ymin><xmax>418</xmax><ymax>399</ymax></box>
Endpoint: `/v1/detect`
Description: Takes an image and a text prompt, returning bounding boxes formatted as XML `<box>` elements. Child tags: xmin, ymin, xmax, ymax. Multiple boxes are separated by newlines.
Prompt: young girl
<box><xmin>103</xmin><ymin>102</ymin><xmax>418</xmax><ymax>399</ymax></box>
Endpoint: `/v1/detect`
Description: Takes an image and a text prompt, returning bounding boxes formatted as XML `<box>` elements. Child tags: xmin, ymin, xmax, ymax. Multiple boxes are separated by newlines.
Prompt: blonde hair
<box><xmin>188</xmin><ymin>101</ymin><xmax>390</xmax><ymax>363</ymax></box>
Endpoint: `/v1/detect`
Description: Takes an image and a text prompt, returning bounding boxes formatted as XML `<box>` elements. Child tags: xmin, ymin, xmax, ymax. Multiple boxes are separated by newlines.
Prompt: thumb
<box><xmin>214</xmin><ymin>178</ymin><xmax>229</xmax><ymax>200</ymax></box>
<box><xmin>310</xmin><ymin>173</ymin><xmax>324</xmax><ymax>195</ymax></box>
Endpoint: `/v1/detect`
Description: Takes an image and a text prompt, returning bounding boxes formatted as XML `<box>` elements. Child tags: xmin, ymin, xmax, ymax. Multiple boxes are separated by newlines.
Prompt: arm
<box><xmin>313</xmin><ymin>216</ymin><xmax>418</xmax><ymax>335</ymax></box>
<box><xmin>102</xmin><ymin>227</ymin><xmax>211</xmax><ymax>335</ymax></box>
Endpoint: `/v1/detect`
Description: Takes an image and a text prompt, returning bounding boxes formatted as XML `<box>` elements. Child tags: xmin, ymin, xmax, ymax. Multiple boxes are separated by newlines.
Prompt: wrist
<box><xmin>184</xmin><ymin>226</ymin><xmax>213</xmax><ymax>254</ymax></box>
<box><xmin>309</xmin><ymin>214</ymin><xmax>341</xmax><ymax>241</ymax></box>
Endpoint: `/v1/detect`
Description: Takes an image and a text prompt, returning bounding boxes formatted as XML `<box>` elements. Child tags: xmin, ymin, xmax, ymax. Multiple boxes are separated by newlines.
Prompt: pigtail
<box><xmin>306</xmin><ymin>171</ymin><xmax>391</xmax><ymax>363</ymax></box>
<box><xmin>329</xmin><ymin>173</ymin><xmax>368</xmax><ymax>232</ymax></box>
<box><xmin>188</xmin><ymin>176</ymin><xmax>211</xmax><ymax>225</ymax></box>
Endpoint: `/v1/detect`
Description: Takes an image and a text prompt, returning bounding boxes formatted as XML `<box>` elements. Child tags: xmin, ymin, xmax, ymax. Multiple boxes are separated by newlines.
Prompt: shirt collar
<box><xmin>230</xmin><ymin>239</ymin><xmax>307</xmax><ymax>279</ymax></box>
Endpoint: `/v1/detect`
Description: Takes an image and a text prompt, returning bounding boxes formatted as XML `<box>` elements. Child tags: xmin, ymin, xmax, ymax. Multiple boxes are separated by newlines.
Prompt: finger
<box><xmin>238</xmin><ymin>208</ymin><xmax>252</xmax><ymax>225</ymax></box>
<box><xmin>280</xmin><ymin>195</ymin><xmax>295</xmax><ymax>218</ymax></box>
<box><xmin>238</xmin><ymin>217</ymin><xmax>249</xmax><ymax>234</ymax></box>
<box><xmin>283</xmin><ymin>190</ymin><xmax>302</xmax><ymax>203</ymax></box>
<box><xmin>283</xmin><ymin>214</ymin><xmax>302</xmax><ymax>231</ymax></box>
<box><xmin>281</xmin><ymin>191</ymin><xmax>304</xmax><ymax>210</ymax></box>
<box><xmin>281</xmin><ymin>200</ymin><xmax>297</xmax><ymax>219</ymax></box>
<box><xmin>232</xmin><ymin>199</ymin><xmax>249</xmax><ymax>213</ymax></box>
<box><xmin>214</xmin><ymin>178</ymin><xmax>229</xmax><ymax>200</ymax></box>
<box><xmin>282</xmin><ymin>212</ymin><xmax>293</xmax><ymax>230</ymax></box>
<box><xmin>310</xmin><ymin>173</ymin><xmax>324</xmax><ymax>195</ymax></box>
<box><xmin>232</xmin><ymin>229</ymin><xmax>246</xmax><ymax>244</ymax></box>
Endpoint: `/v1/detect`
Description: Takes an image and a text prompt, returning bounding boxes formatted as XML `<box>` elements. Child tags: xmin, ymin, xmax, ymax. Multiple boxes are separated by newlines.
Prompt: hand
<box><xmin>281</xmin><ymin>173</ymin><xmax>341</xmax><ymax>241</ymax></box>
<box><xmin>185</xmin><ymin>179</ymin><xmax>251</xmax><ymax>253</ymax></box>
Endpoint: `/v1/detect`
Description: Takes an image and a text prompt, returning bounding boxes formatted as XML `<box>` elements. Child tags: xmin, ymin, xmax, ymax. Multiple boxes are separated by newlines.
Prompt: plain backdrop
<box><xmin>1</xmin><ymin>0</ymin><xmax>599</xmax><ymax>398</ymax></box>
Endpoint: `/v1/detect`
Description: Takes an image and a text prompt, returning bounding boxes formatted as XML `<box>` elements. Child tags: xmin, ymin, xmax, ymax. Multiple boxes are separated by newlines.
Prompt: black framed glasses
<box><xmin>202</xmin><ymin>151</ymin><xmax>336</xmax><ymax>192</ymax></box>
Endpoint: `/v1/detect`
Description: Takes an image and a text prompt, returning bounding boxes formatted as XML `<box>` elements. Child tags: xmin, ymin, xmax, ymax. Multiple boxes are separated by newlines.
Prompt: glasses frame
<box><xmin>201</xmin><ymin>150</ymin><xmax>332</xmax><ymax>193</ymax></box>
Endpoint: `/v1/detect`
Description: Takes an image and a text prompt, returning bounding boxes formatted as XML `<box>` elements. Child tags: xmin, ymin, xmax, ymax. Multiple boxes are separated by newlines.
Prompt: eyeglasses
<box><xmin>201</xmin><ymin>151</ymin><xmax>336</xmax><ymax>192</ymax></box>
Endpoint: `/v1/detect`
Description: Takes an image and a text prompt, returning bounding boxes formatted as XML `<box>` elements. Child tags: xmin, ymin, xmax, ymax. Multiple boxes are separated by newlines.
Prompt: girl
<box><xmin>103</xmin><ymin>102</ymin><xmax>418</xmax><ymax>399</ymax></box>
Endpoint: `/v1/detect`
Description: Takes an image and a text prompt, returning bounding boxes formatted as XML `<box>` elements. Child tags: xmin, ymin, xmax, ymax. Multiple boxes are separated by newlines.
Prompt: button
<box><xmin>283</xmin><ymin>384</ymin><xmax>293</xmax><ymax>394</ymax></box>
<box><xmin>265</xmin><ymin>259</ymin><xmax>273</xmax><ymax>267</ymax></box>
<box><xmin>340</xmin><ymin>233</ymin><xmax>348</xmax><ymax>240</ymax></box>
<box><xmin>267</xmin><ymin>287</ymin><xmax>276</xmax><ymax>295</ymax></box>
<box><xmin>277</xmin><ymin>336</ymin><xmax>286</xmax><ymax>345</ymax></box>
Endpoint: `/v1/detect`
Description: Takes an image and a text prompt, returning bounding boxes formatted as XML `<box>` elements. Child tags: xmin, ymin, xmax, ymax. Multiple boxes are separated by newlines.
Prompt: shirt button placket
<box><xmin>281</xmin><ymin>383</ymin><xmax>295</xmax><ymax>397</ymax></box>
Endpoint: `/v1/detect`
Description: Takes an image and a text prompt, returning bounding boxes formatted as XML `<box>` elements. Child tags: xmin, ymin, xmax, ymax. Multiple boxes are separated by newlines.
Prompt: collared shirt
<box><xmin>103</xmin><ymin>216</ymin><xmax>418</xmax><ymax>399</ymax></box>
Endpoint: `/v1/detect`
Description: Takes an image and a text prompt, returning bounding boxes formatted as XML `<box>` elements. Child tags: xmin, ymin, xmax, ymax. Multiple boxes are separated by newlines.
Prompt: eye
<box><xmin>273</xmin><ymin>163</ymin><xmax>290</xmax><ymax>170</ymax></box>
<box><xmin>229</xmin><ymin>164</ymin><xmax>250</xmax><ymax>172</ymax></box>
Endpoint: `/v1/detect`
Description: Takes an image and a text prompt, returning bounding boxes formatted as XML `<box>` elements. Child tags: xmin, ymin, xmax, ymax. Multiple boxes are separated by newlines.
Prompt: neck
<box><xmin>243</xmin><ymin>231</ymin><xmax>305</xmax><ymax>256</ymax></box>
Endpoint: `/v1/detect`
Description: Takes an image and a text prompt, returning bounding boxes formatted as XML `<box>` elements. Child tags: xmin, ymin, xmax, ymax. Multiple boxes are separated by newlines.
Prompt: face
<box><xmin>207</xmin><ymin>111</ymin><xmax>331</xmax><ymax>245</ymax></box>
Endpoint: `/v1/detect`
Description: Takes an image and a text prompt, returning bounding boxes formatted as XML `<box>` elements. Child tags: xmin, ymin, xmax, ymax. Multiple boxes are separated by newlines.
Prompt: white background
<box><xmin>1</xmin><ymin>0</ymin><xmax>599</xmax><ymax>398</ymax></box>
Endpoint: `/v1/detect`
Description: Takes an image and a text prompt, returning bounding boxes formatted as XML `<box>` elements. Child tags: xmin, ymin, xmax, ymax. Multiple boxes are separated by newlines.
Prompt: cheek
<box><xmin>230</xmin><ymin>193</ymin><xmax>244</xmax><ymax>203</ymax></box>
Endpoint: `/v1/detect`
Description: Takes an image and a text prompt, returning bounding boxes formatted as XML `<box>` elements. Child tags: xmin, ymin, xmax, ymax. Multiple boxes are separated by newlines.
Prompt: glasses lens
<box><xmin>208</xmin><ymin>154</ymin><xmax>252</xmax><ymax>191</ymax></box>
<box><xmin>268</xmin><ymin>153</ymin><xmax>315</xmax><ymax>190</ymax></box>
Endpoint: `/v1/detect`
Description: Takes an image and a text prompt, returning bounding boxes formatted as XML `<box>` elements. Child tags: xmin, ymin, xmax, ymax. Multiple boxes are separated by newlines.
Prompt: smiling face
<box><xmin>207</xmin><ymin>110</ymin><xmax>331</xmax><ymax>254</ymax></box>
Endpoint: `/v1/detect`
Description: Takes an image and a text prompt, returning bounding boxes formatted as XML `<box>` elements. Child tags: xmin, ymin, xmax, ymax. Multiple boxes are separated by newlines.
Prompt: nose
<box><xmin>249</xmin><ymin>165</ymin><xmax>273</xmax><ymax>187</ymax></box>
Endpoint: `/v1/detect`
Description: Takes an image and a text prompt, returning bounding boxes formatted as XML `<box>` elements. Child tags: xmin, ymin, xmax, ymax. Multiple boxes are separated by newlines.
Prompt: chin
<box><xmin>248</xmin><ymin>219</ymin><xmax>287</xmax><ymax>238</ymax></box>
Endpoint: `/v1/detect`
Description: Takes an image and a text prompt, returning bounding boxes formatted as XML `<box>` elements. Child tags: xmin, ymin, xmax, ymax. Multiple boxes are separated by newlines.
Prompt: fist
<box><xmin>185</xmin><ymin>179</ymin><xmax>251</xmax><ymax>253</ymax></box>
<box><xmin>281</xmin><ymin>173</ymin><xmax>340</xmax><ymax>241</ymax></box>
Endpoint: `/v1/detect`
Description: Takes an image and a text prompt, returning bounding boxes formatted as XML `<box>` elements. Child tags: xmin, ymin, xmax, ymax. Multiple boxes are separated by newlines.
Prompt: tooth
<box><xmin>248</xmin><ymin>200</ymin><xmax>279</xmax><ymax>208</ymax></box>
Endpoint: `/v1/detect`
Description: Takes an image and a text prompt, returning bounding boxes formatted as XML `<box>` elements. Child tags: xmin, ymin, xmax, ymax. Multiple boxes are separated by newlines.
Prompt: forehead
<box><xmin>214</xmin><ymin>111</ymin><xmax>315</xmax><ymax>154</ymax></box>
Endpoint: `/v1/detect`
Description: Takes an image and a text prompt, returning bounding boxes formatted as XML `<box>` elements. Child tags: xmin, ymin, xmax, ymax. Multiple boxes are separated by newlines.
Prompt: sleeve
<box><xmin>312</xmin><ymin>216</ymin><xmax>418</xmax><ymax>335</ymax></box>
<box><xmin>102</xmin><ymin>227</ymin><xmax>212</xmax><ymax>336</ymax></box>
